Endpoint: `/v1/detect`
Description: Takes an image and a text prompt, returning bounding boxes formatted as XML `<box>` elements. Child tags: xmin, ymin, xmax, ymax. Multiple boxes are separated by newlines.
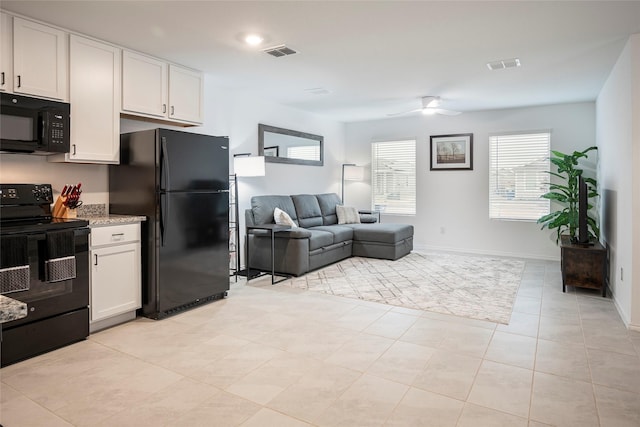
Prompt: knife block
<box><xmin>52</xmin><ymin>196</ymin><xmax>78</xmax><ymax>218</ymax></box>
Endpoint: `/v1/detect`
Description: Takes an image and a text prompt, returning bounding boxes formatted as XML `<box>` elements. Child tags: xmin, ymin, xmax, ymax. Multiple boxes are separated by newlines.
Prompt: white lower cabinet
<box><xmin>89</xmin><ymin>223</ymin><xmax>141</xmax><ymax>332</ymax></box>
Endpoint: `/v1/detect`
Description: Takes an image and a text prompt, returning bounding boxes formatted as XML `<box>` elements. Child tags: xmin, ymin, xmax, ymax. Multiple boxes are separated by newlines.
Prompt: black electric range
<box><xmin>0</xmin><ymin>183</ymin><xmax>90</xmax><ymax>366</ymax></box>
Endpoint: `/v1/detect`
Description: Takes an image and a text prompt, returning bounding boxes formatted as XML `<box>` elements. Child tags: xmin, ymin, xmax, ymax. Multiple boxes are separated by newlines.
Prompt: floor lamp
<box><xmin>341</xmin><ymin>163</ymin><xmax>364</xmax><ymax>204</ymax></box>
<box><xmin>233</xmin><ymin>154</ymin><xmax>266</xmax><ymax>278</ymax></box>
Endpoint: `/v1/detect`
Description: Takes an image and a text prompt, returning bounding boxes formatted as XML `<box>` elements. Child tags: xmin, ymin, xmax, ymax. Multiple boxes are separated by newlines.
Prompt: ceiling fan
<box><xmin>388</xmin><ymin>96</ymin><xmax>461</xmax><ymax>117</ymax></box>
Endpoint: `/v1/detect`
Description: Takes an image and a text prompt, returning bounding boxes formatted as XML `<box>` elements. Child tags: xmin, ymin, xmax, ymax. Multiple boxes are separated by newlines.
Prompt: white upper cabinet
<box><xmin>121</xmin><ymin>50</ymin><xmax>168</xmax><ymax>118</ymax></box>
<box><xmin>12</xmin><ymin>17</ymin><xmax>67</xmax><ymax>100</ymax></box>
<box><xmin>168</xmin><ymin>64</ymin><xmax>204</xmax><ymax>124</ymax></box>
<box><xmin>53</xmin><ymin>35</ymin><xmax>120</xmax><ymax>164</ymax></box>
<box><xmin>122</xmin><ymin>50</ymin><xmax>203</xmax><ymax>125</ymax></box>
<box><xmin>0</xmin><ymin>13</ymin><xmax>13</xmax><ymax>92</ymax></box>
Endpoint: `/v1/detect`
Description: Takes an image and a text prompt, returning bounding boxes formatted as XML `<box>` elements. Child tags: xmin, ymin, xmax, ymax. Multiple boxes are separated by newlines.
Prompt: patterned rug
<box><xmin>250</xmin><ymin>252</ymin><xmax>525</xmax><ymax>324</ymax></box>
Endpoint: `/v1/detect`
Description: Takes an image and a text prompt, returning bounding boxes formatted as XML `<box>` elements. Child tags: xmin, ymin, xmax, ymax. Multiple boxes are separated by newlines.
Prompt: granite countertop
<box><xmin>76</xmin><ymin>204</ymin><xmax>146</xmax><ymax>225</ymax></box>
<box><xmin>80</xmin><ymin>214</ymin><xmax>147</xmax><ymax>226</ymax></box>
<box><xmin>0</xmin><ymin>295</ymin><xmax>28</xmax><ymax>324</ymax></box>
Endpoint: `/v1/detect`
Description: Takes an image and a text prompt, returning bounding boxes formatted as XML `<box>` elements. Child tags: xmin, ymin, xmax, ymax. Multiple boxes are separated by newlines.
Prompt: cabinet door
<box><xmin>68</xmin><ymin>35</ymin><xmax>120</xmax><ymax>163</ymax></box>
<box><xmin>0</xmin><ymin>13</ymin><xmax>12</xmax><ymax>92</ymax></box>
<box><xmin>122</xmin><ymin>50</ymin><xmax>167</xmax><ymax>117</ymax></box>
<box><xmin>91</xmin><ymin>242</ymin><xmax>141</xmax><ymax>322</ymax></box>
<box><xmin>169</xmin><ymin>64</ymin><xmax>203</xmax><ymax>124</ymax></box>
<box><xmin>13</xmin><ymin>17</ymin><xmax>67</xmax><ymax>100</ymax></box>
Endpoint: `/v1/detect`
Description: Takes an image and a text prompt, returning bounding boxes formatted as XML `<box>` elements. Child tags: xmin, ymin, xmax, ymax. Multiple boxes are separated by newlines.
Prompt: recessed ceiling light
<box><xmin>244</xmin><ymin>34</ymin><xmax>264</xmax><ymax>46</ymax></box>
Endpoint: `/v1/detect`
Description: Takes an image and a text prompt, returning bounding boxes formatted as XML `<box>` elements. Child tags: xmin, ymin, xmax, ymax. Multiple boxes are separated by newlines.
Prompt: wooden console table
<box><xmin>560</xmin><ymin>235</ymin><xmax>608</xmax><ymax>297</ymax></box>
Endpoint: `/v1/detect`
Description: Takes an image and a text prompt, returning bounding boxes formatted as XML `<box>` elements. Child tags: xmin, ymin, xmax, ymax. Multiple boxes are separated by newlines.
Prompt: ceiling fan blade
<box><xmin>431</xmin><ymin>108</ymin><xmax>461</xmax><ymax>116</ymax></box>
<box><xmin>387</xmin><ymin>108</ymin><xmax>422</xmax><ymax>117</ymax></box>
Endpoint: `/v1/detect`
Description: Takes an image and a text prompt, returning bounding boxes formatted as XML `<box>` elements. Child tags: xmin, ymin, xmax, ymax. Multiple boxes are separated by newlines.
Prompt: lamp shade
<box><xmin>234</xmin><ymin>156</ymin><xmax>265</xmax><ymax>177</ymax></box>
<box><xmin>343</xmin><ymin>165</ymin><xmax>364</xmax><ymax>181</ymax></box>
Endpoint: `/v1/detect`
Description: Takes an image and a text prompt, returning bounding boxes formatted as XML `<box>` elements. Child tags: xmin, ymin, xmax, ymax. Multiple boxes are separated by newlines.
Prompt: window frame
<box><xmin>488</xmin><ymin>131</ymin><xmax>551</xmax><ymax>222</ymax></box>
<box><xmin>370</xmin><ymin>138</ymin><xmax>417</xmax><ymax>216</ymax></box>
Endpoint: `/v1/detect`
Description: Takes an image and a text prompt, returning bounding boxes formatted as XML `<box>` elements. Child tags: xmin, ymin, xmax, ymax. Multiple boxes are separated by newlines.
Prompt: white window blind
<box><xmin>489</xmin><ymin>132</ymin><xmax>550</xmax><ymax>221</ymax></box>
<box><xmin>286</xmin><ymin>145</ymin><xmax>320</xmax><ymax>161</ymax></box>
<box><xmin>371</xmin><ymin>139</ymin><xmax>416</xmax><ymax>215</ymax></box>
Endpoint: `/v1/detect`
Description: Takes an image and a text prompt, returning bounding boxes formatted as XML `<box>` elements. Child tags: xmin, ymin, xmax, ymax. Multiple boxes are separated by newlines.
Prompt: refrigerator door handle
<box><xmin>159</xmin><ymin>193</ymin><xmax>168</xmax><ymax>246</ymax></box>
<box><xmin>160</xmin><ymin>137</ymin><xmax>170</xmax><ymax>191</ymax></box>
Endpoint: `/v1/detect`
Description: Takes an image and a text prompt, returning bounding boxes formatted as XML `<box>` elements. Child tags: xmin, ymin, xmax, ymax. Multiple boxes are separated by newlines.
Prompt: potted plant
<box><xmin>537</xmin><ymin>147</ymin><xmax>599</xmax><ymax>243</ymax></box>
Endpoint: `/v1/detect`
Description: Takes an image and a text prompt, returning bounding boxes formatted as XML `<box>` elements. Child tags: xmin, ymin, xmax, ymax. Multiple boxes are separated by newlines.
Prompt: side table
<box><xmin>560</xmin><ymin>235</ymin><xmax>608</xmax><ymax>297</ymax></box>
<box><xmin>246</xmin><ymin>224</ymin><xmax>291</xmax><ymax>284</ymax></box>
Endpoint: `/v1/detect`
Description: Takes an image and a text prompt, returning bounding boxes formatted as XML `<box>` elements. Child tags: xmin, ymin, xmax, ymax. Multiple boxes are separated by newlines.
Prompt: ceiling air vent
<box><xmin>263</xmin><ymin>44</ymin><xmax>298</xmax><ymax>58</ymax></box>
<box><xmin>487</xmin><ymin>58</ymin><xmax>521</xmax><ymax>70</ymax></box>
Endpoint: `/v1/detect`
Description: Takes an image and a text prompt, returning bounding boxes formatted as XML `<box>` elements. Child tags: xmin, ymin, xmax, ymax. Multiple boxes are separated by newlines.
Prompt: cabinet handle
<box><xmin>17</xmin><ymin>75</ymin><xmax>21</xmax><ymax>88</ymax></box>
<box><xmin>94</xmin><ymin>254</ymin><xmax>98</xmax><ymax>266</ymax></box>
<box><xmin>72</xmin><ymin>144</ymin><xmax>76</xmax><ymax>155</ymax></box>
<box><xmin>163</xmin><ymin>104</ymin><xmax>167</xmax><ymax>113</ymax></box>
<box><xmin>171</xmin><ymin>106</ymin><xmax>174</xmax><ymax>116</ymax></box>
<box><xmin>1</xmin><ymin>72</ymin><xmax>4</xmax><ymax>86</ymax></box>
<box><xmin>111</xmin><ymin>233</ymin><xmax>125</xmax><ymax>237</ymax></box>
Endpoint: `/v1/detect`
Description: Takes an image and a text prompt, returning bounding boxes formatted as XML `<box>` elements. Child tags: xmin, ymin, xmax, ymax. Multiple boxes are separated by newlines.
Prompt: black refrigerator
<box><xmin>109</xmin><ymin>128</ymin><xmax>230</xmax><ymax>319</ymax></box>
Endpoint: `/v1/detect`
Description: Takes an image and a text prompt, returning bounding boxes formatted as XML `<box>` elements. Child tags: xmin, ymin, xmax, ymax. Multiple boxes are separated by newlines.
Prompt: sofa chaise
<box><xmin>245</xmin><ymin>193</ymin><xmax>414</xmax><ymax>276</ymax></box>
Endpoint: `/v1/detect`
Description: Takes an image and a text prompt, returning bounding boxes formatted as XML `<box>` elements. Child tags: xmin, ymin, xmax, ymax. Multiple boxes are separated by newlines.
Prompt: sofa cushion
<box><xmin>347</xmin><ymin>223</ymin><xmax>414</xmax><ymax>244</ymax></box>
<box><xmin>336</xmin><ymin>205</ymin><xmax>361</xmax><ymax>224</ymax></box>
<box><xmin>316</xmin><ymin>193</ymin><xmax>342</xmax><ymax>225</ymax></box>
<box><xmin>307</xmin><ymin>229</ymin><xmax>334</xmax><ymax>251</ymax></box>
<box><xmin>291</xmin><ymin>194</ymin><xmax>324</xmax><ymax>228</ymax></box>
<box><xmin>308</xmin><ymin>225</ymin><xmax>354</xmax><ymax>243</ymax></box>
<box><xmin>251</xmin><ymin>195</ymin><xmax>298</xmax><ymax>226</ymax></box>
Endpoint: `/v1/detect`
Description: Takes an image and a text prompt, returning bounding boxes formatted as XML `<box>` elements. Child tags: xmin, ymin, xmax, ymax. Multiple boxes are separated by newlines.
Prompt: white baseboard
<box><xmin>413</xmin><ymin>244</ymin><xmax>560</xmax><ymax>262</ymax></box>
<box><xmin>90</xmin><ymin>311</ymin><xmax>137</xmax><ymax>334</ymax></box>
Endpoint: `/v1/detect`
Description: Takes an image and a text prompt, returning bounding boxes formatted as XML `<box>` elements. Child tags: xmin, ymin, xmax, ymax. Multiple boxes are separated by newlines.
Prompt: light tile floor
<box><xmin>1</xmin><ymin>259</ymin><xmax>640</xmax><ymax>426</ymax></box>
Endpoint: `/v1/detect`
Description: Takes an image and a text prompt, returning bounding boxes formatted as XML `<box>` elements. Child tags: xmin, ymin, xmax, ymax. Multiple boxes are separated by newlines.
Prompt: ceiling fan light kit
<box><xmin>388</xmin><ymin>96</ymin><xmax>461</xmax><ymax>117</ymax></box>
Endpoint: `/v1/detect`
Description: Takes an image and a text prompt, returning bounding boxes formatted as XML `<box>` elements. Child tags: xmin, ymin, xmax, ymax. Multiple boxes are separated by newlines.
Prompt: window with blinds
<box><xmin>371</xmin><ymin>139</ymin><xmax>416</xmax><ymax>215</ymax></box>
<box><xmin>489</xmin><ymin>132</ymin><xmax>550</xmax><ymax>221</ymax></box>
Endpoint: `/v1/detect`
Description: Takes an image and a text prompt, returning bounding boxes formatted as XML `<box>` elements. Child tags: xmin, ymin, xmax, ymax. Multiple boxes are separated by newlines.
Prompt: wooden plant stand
<box><xmin>560</xmin><ymin>235</ymin><xmax>608</xmax><ymax>297</ymax></box>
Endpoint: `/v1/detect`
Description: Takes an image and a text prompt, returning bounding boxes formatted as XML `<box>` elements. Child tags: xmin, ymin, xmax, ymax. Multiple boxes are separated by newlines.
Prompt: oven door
<box><xmin>1</xmin><ymin>227</ymin><xmax>90</xmax><ymax>327</ymax></box>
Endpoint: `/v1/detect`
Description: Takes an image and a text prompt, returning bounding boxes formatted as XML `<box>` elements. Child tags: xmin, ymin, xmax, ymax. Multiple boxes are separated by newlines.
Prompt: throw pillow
<box><xmin>336</xmin><ymin>205</ymin><xmax>361</xmax><ymax>224</ymax></box>
<box><xmin>274</xmin><ymin>207</ymin><xmax>297</xmax><ymax>228</ymax></box>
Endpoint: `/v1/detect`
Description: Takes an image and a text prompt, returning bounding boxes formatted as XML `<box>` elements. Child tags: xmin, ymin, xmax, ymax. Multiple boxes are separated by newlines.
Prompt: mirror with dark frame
<box><xmin>258</xmin><ymin>124</ymin><xmax>324</xmax><ymax>166</ymax></box>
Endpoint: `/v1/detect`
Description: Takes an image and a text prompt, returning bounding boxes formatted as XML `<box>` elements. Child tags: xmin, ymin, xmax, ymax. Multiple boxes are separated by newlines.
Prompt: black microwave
<box><xmin>0</xmin><ymin>93</ymin><xmax>70</xmax><ymax>154</ymax></box>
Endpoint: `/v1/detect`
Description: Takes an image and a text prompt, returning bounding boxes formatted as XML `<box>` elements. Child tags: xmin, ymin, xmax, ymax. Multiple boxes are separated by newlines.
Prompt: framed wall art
<box><xmin>263</xmin><ymin>146</ymin><xmax>279</xmax><ymax>157</ymax></box>
<box><xmin>430</xmin><ymin>133</ymin><xmax>473</xmax><ymax>170</ymax></box>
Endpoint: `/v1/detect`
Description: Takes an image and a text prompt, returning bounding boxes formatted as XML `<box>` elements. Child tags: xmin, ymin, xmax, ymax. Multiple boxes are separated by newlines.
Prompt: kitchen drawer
<box><xmin>90</xmin><ymin>223</ymin><xmax>140</xmax><ymax>247</ymax></box>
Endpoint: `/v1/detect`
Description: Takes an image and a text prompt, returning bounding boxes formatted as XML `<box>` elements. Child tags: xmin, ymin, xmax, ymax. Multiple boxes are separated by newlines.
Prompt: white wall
<box><xmin>345</xmin><ymin>102</ymin><xmax>596</xmax><ymax>260</ymax></box>
<box><xmin>596</xmin><ymin>34</ymin><xmax>640</xmax><ymax>329</ymax></box>
<box><xmin>121</xmin><ymin>78</ymin><xmax>346</xmax><ymax>261</ymax></box>
<box><xmin>0</xmin><ymin>74</ymin><xmax>345</xmax><ymax>268</ymax></box>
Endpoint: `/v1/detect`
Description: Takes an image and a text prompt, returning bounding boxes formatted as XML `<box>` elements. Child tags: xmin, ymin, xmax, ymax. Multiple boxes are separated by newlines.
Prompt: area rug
<box><xmin>250</xmin><ymin>252</ymin><xmax>525</xmax><ymax>324</ymax></box>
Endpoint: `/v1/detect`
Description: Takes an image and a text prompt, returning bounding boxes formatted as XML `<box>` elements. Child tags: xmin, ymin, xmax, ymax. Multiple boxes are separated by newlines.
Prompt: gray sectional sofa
<box><xmin>245</xmin><ymin>193</ymin><xmax>414</xmax><ymax>276</ymax></box>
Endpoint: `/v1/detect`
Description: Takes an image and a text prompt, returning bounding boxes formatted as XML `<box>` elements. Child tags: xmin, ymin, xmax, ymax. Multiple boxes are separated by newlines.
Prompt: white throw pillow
<box><xmin>336</xmin><ymin>205</ymin><xmax>361</xmax><ymax>224</ymax></box>
<box><xmin>274</xmin><ymin>207</ymin><xmax>297</xmax><ymax>228</ymax></box>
